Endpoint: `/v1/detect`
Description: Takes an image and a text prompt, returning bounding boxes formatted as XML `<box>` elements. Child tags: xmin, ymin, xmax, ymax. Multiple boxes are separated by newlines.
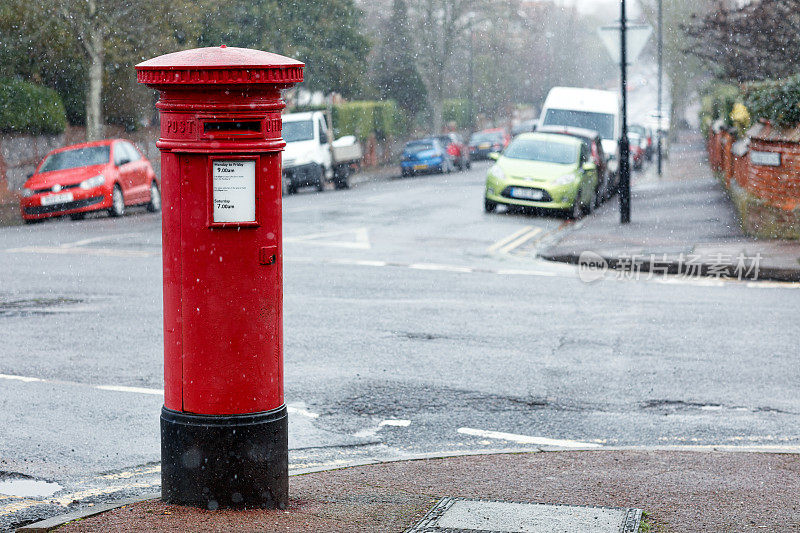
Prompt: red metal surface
<box><xmin>19</xmin><ymin>139</ymin><xmax>156</xmax><ymax>220</ymax></box>
<box><xmin>137</xmin><ymin>47</ymin><xmax>303</xmax><ymax>415</ymax></box>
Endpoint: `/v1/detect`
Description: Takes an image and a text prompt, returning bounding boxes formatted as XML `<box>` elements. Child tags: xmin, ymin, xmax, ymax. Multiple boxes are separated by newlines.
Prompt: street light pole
<box><xmin>619</xmin><ymin>0</ymin><xmax>631</xmax><ymax>224</ymax></box>
<box><xmin>657</xmin><ymin>0</ymin><xmax>663</xmax><ymax>177</ymax></box>
<box><xmin>468</xmin><ymin>25</ymin><xmax>474</xmax><ymax>132</ymax></box>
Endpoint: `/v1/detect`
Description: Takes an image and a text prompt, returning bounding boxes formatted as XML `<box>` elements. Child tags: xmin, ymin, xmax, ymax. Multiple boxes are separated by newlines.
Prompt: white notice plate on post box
<box><xmin>213</xmin><ymin>160</ymin><xmax>256</xmax><ymax>223</ymax></box>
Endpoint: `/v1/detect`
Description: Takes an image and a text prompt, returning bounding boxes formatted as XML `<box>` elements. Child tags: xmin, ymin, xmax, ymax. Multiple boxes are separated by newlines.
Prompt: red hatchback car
<box><xmin>20</xmin><ymin>139</ymin><xmax>159</xmax><ymax>223</ymax></box>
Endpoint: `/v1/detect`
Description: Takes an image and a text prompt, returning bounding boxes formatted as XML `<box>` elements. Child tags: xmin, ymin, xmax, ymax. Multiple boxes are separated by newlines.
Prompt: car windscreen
<box><xmin>503</xmin><ymin>138</ymin><xmax>577</xmax><ymax>165</ymax></box>
<box><xmin>628</xmin><ymin>125</ymin><xmax>645</xmax><ymax>137</ymax></box>
<box><xmin>283</xmin><ymin>120</ymin><xmax>314</xmax><ymax>142</ymax></box>
<box><xmin>470</xmin><ymin>133</ymin><xmax>502</xmax><ymax>144</ymax></box>
<box><xmin>39</xmin><ymin>146</ymin><xmax>110</xmax><ymax>172</ymax></box>
<box><xmin>405</xmin><ymin>142</ymin><xmax>434</xmax><ymax>153</ymax></box>
<box><xmin>542</xmin><ymin>109</ymin><xmax>615</xmax><ymax>140</ymax></box>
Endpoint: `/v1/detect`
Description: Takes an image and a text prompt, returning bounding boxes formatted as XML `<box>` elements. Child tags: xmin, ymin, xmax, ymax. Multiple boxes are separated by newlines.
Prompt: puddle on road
<box><xmin>0</xmin><ymin>475</ymin><xmax>62</xmax><ymax>498</ymax></box>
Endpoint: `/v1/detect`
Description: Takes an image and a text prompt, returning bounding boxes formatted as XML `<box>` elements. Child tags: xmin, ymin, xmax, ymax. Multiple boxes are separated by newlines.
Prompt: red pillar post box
<box><xmin>136</xmin><ymin>47</ymin><xmax>303</xmax><ymax>509</ymax></box>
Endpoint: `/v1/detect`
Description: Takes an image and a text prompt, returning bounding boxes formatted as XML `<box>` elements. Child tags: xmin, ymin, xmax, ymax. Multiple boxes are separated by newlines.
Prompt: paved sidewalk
<box><xmin>539</xmin><ymin>132</ymin><xmax>800</xmax><ymax>282</ymax></box>
<box><xmin>37</xmin><ymin>450</ymin><xmax>800</xmax><ymax>532</ymax></box>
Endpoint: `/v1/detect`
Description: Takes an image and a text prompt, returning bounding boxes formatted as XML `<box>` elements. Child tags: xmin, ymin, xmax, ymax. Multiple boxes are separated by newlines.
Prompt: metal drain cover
<box><xmin>406</xmin><ymin>498</ymin><xmax>641</xmax><ymax>533</ymax></box>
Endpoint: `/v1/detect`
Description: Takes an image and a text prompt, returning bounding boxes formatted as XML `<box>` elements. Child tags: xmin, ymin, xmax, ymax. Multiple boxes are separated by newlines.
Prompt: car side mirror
<box><xmin>319</xmin><ymin>131</ymin><xmax>328</xmax><ymax>145</ymax></box>
<box><xmin>26</xmin><ymin>173</ymin><xmax>33</xmax><ymax>179</ymax></box>
<box><xmin>488</xmin><ymin>152</ymin><xmax>500</xmax><ymax>161</ymax></box>
<box><xmin>583</xmin><ymin>162</ymin><xmax>597</xmax><ymax>172</ymax></box>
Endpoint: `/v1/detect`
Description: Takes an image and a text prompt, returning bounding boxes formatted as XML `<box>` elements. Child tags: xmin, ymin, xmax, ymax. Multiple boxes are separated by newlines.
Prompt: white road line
<box><xmin>379</xmin><ymin>419</ymin><xmax>411</xmax><ymax>427</ymax></box>
<box><xmin>5</xmin><ymin>246</ymin><xmax>156</xmax><ymax>257</ymax></box>
<box><xmin>496</xmin><ymin>268</ymin><xmax>558</xmax><ymax>277</ymax></box>
<box><xmin>408</xmin><ymin>263</ymin><xmax>473</xmax><ymax>273</ymax></box>
<box><xmin>457</xmin><ymin>427</ymin><xmax>602</xmax><ymax>449</ymax></box>
<box><xmin>284</xmin><ymin>227</ymin><xmax>371</xmax><ymax>249</ymax></box>
<box><xmin>487</xmin><ymin>226</ymin><xmax>536</xmax><ymax>253</ymax></box>
<box><xmin>0</xmin><ymin>374</ymin><xmax>43</xmax><ymax>383</ymax></box>
<box><xmin>60</xmin><ymin>233</ymin><xmax>143</xmax><ymax>248</ymax></box>
<box><xmin>287</xmin><ymin>405</ymin><xmax>320</xmax><ymax>419</ymax></box>
<box><xmin>498</xmin><ymin>227</ymin><xmax>543</xmax><ymax>254</ymax></box>
<box><xmin>94</xmin><ymin>385</ymin><xmax>163</xmax><ymax>395</ymax></box>
<box><xmin>0</xmin><ymin>374</ymin><xmax>321</xmax><ymax>418</ymax></box>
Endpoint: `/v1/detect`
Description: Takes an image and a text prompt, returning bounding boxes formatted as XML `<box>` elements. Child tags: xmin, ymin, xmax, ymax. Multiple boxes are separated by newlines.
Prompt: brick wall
<box><xmin>706</xmin><ymin>121</ymin><xmax>800</xmax><ymax>238</ymax></box>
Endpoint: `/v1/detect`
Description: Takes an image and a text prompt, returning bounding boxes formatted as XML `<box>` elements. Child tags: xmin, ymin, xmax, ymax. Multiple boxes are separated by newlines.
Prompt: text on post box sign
<box><xmin>213</xmin><ymin>160</ymin><xmax>256</xmax><ymax>223</ymax></box>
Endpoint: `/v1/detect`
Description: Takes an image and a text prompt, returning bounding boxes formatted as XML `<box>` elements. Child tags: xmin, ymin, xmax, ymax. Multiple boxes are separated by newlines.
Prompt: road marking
<box><xmin>487</xmin><ymin>226</ymin><xmax>536</xmax><ymax>253</ymax></box>
<box><xmin>408</xmin><ymin>263</ymin><xmax>473</xmax><ymax>273</ymax></box>
<box><xmin>60</xmin><ymin>233</ymin><xmax>143</xmax><ymax>248</ymax></box>
<box><xmin>287</xmin><ymin>404</ymin><xmax>320</xmax><ymax>419</ymax></box>
<box><xmin>497</xmin><ymin>227</ymin><xmax>543</xmax><ymax>254</ymax></box>
<box><xmin>457</xmin><ymin>427</ymin><xmax>602</xmax><ymax>449</ymax></box>
<box><xmin>5</xmin><ymin>245</ymin><xmax>156</xmax><ymax>257</ymax></box>
<box><xmin>0</xmin><ymin>374</ymin><xmax>322</xmax><ymax>419</ymax></box>
<box><xmin>95</xmin><ymin>385</ymin><xmax>163</xmax><ymax>395</ymax></box>
<box><xmin>379</xmin><ymin>419</ymin><xmax>411</xmax><ymax>427</ymax></box>
<box><xmin>0</xmin><ymin>374</ymin><xmax>43</xmax><ymax>383</ymax></box>
<box><xmin>284</xmin><ymin>227</ymin><xmax>371</xmax><ymax>249</ymax></box>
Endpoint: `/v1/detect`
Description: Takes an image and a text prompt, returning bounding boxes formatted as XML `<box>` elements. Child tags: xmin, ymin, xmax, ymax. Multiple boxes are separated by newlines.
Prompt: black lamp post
<box><xmin>619</xmin><ymin>0</ymin><xmax>631</xmax><ymax>224</ymax></box>
<box><xmin>657</xmin><ymin>0</ymin><xmax>664</xmax><ymax>177</ymax></box>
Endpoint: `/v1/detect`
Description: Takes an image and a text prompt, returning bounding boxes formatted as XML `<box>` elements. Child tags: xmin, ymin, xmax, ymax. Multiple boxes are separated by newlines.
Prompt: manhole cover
<box><xmin>406</xmin><ymin>498</ymin><xmax>641</xmax><ymax>533</ymax></box>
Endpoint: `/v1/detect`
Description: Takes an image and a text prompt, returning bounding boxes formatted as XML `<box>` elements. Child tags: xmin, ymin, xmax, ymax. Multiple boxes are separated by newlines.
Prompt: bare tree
<box><xmin>684</xmin><ymin>0</ymin><xmax>800</xmax><ymax>82</ymax></box>
<box><xmin>408</xmin><ymin>0</ymin><xmax>498</xmax><ymax>133</ymax></box>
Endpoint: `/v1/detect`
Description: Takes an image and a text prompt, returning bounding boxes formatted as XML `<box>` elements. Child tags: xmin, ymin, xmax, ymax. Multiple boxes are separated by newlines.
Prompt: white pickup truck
<box><xmin>281</xmin><ymin>111</ymin><xmax>363</xmax><ymax>194</ymax></box>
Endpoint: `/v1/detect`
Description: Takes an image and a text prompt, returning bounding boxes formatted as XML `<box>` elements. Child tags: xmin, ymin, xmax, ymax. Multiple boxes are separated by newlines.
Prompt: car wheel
<box><xmin>108</xmin><ymin>184</ymin><xmax>125</xmax><ymax>217</ymax></box>
<box><xmin>146</xmin><ymin>181</ymin><xmax>161</xmax><ymax>212</ymax></box>
<box><xmin>569</xmin><ymin>189</ymin><xmax>583</xmax><ymax>220</ymax></box>
<box><xmin>69</xmin><ymin>213</ymin><xmax>86</xmax><ymax>221</ymax></box>
<box><xmin>333</xmin><ymin>166</ymin><xmax>350</xmax><ymax>190</ymax></box>
<box><xmin>484</xmin><ymin>198</ymin><xmax>497</xmax><ymax>213</ymax></box>
<box><xmin>316</xmin><ymin>166</ymin><xmax>325</xmax><ymax>192</ymax></box>
<box><xmin>584</xmin><ymin>188</ymin><xmax>595</xmax><ymax>214</ymax></box>
<box><xmin>23</xmin><ymin>218</ymin><xmax>42</xmax><ymax>225</ymax></box>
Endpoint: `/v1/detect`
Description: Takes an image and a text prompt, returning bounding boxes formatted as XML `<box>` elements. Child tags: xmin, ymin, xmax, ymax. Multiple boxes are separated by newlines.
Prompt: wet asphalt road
<box><xmin>1</xmin><ymin>162</ymin><xmax>798</xmax><ymax>529</ymax></box>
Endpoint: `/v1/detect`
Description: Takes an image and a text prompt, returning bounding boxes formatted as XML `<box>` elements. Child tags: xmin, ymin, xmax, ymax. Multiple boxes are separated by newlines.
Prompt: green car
<box><xmin>484</xmin><ymin>132</ymin><xmax>599</xmax><ymax>218</ymax></box>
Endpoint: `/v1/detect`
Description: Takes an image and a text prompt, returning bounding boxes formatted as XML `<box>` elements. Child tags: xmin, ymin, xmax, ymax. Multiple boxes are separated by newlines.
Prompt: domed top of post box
<box><xmin>136</xmin><ymin>46</ymin><xmax>304</xmax><ymax>89</ymax></box>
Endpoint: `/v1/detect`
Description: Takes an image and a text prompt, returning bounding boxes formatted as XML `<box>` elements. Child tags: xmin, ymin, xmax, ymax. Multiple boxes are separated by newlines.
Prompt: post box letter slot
<box><xmin>204</xmin><ymin>121</ymin><xmax>262</xmax><ymax>134</ymax></box>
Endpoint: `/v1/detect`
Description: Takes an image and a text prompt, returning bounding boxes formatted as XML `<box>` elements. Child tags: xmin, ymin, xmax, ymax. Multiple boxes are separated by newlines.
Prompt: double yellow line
<box><xmin>487</xmin><ymin>226</ymin><xmax>543</xmax><ymax>255</ymax></box>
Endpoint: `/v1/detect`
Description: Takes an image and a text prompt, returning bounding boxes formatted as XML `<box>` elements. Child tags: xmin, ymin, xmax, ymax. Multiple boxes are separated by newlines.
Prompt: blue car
<box><xmin>400</xmin><ymin>138</ymin><xmax>453</xmax><ymax>177</ymax></box>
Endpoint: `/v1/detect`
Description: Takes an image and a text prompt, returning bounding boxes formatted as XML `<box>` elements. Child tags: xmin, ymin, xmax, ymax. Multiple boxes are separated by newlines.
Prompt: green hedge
<box><xmin>332</xmin><ymin>100</ymin><xmax>401</xmax><ymax>141</ymax></box>
<box><xmin>699</xmin><ymin>83</ymin><xmax>741</xmax><ymax>136</ymax></box>
<box><xmin>743</xmin><ymin>74</ymin><xmax>800</xmax><ymax>128</ymax></box>
<box><xmin>0</xmin><ymin>79</ymin><xmax>67</xmax><ymax>135</ymax></box>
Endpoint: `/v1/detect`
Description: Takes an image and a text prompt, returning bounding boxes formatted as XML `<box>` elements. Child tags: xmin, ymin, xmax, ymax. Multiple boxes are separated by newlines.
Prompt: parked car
<box><xmin>536</xmin><ymin>125</ymin><xmax>613</xmax><ymax>203</ymax></box>
<box><xmin>539</xmin><ymin>87</ymin><xmax>620</xmax><ymax>177</ymax></box>
<box><xmin>511</xmin><ymin>119</ymin><xmax>538</xmax><ymax>136</ymax></box>
<box><xmin>629</xmin><ymin>123</ymin><xmax>653</xmax><ymax>161</ymax></box>
<box><xmin>469</xmin><ymin>129</ymin><xmax>510</xmax><ymax>160</ymax></box>
<box><xmin>484</xmin><ymin>132</ymin><xmax>598</xmax><ymax>219</ymax></box>
<box><xmin>628</xmin><ymin>132</ymin><xmax>644</xmax><ymax>170</ymax></box>
<box><xmin>282</xmin><ymin>111</ymin><xmax>362</xmax><ymax>194</ymax></box>
<box><xmin>400</xmin><ymin>138</ymin><xmax>453</xmax><ymax>176</ymax></box>
<box><xmin>20</xmin><ymin>139</ymin><xmax>159</xmax><ymax>223</ymax></box>
<box><xmin>435</xmin><ymin>133</ymin><xmax>471</xmax><ymax>171</ymax></box>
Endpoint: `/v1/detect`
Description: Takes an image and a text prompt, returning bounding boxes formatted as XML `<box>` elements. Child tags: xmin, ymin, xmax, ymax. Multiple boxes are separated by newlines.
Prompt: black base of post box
<box><xmin>160</xmin><ymin>405</ymin><xmax>288</xmax><ymax>510</ymax></box>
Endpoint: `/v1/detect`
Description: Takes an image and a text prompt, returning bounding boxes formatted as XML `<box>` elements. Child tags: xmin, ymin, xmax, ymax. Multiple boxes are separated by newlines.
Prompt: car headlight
<box><xmin>554</xmin><ymin>173</ymin><xmax>577</xmax><ymax>185</ymax></box>
<box><xmin>489</xmin><ymin>164</ymin><xmax>505</xmax><ymax>180</ymax></box>
<box><xmin>21</xmin><ymin>187</ymin><xmax>34</xmax><ymax>197</ymax></box>
<box><xmin>79</xmin><ymin>174</ymin><xmax>105</xmax><ymax>190</ymax></box>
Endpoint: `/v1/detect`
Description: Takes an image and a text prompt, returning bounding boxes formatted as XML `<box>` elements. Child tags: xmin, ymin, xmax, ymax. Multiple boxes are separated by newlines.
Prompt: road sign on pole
<box><xmin>598</xmin><ymin>12</ymin><xmax>651</xmax><ymax>225</ymax></box>
<box><xmin>597</xmin><ymin>23</ymin><xmax>653</xmax><ymax>65</ymax></box>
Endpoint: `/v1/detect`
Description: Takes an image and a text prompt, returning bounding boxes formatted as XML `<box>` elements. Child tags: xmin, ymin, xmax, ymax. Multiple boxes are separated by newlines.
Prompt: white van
<box><xmin>539</xmin><ymin>87</ymin><xmax>621</xmax><ymax>175</ymax></box>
